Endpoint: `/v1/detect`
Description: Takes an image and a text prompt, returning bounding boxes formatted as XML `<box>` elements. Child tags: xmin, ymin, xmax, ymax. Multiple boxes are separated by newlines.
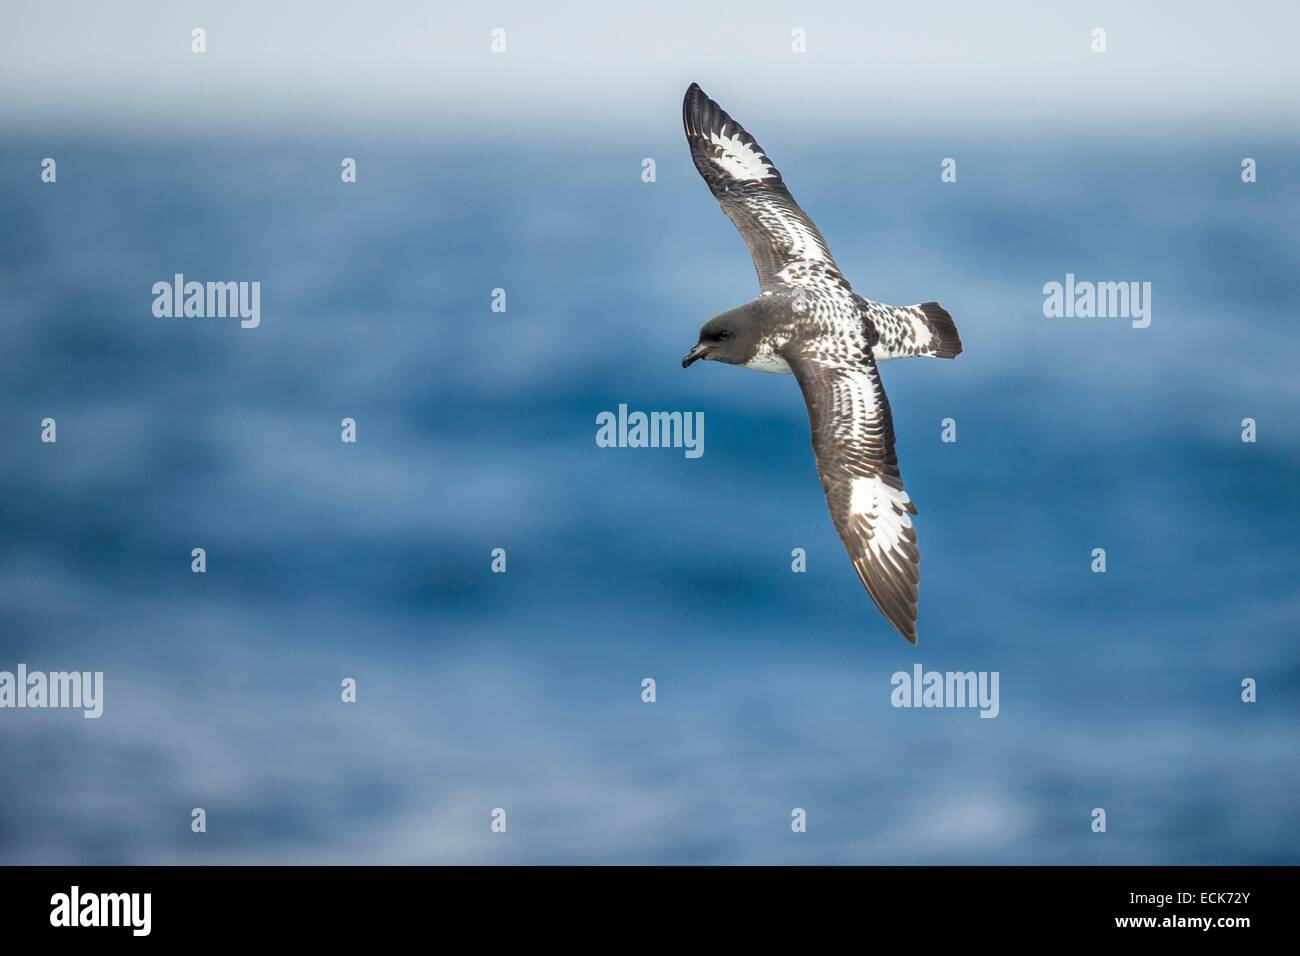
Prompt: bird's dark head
<box><xmin>682</xmin><ymin>307</ymin><xmax>761</xmax><ymax>368</ymax></box>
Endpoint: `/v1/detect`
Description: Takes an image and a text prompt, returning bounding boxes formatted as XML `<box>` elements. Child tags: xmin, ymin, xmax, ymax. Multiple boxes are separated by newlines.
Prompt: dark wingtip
<box><xmin>855</xmin><ymin>565</ymin><xmax>920</xmax><ymax>645</ymax></box>
<box><xmin>683</xmin><ymin>83</ymin><xmax>708</xmax><ymax>135</ymax></box>
<box><xmin>888</xmin><ymin>616</ymin><xmax>918</xmax><ymax>644</ymax></box>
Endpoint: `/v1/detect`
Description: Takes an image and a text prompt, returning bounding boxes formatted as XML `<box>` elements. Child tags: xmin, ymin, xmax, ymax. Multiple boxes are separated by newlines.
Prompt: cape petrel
<box><xmin>680</xmin><ymin>82</ymin><xmax>962</xmax><ymax>644</ymax></box>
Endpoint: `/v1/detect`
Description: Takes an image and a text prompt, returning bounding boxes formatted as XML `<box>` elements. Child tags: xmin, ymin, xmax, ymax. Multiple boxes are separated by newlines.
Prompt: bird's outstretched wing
<box><xmin>683</xmin><ymin>83</ymin><xmax>845</xmax><ymax>295</ymax></box>
<box><xmin>785</xmin><ymin>346</ymin><xmax>920</xmax><ymax>643</ymax></box>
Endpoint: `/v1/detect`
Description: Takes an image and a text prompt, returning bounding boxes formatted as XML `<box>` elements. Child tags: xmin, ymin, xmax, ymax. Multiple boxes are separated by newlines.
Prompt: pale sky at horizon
<box><xmin>2</xmin><ymin>1</ymin><xmax>1297</xmax><ymax>141</ymax></box>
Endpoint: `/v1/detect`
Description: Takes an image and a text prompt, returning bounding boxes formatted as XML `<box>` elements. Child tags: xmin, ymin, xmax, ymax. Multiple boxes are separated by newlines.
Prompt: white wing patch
<box><xmin>849</xmin><ymin>476</ymin><xmax>914</xmax><ymax>556</ymax></box>
<box><xmin>707</xmin><ymin>126</ymin><xmax>777</xmax><ymax>181</ymax></box>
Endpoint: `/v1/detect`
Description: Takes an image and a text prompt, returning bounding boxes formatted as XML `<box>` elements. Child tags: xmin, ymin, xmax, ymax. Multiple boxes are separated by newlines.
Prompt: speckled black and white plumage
<box><xmin>681</xmin><ymin>83</ymin><xmax>963</xmax><ymax>644</ymax></box>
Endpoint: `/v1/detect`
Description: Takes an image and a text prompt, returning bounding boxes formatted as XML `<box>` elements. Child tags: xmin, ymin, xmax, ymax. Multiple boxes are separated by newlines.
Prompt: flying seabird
<box><xmin>680</xmin><ymin>83</ymin><xmax>962</xmax><ymax>644</ymax></box>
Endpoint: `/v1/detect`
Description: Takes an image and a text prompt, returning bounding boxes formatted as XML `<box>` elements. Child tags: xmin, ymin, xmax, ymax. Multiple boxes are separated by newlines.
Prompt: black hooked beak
<box><xmin>682</xmin><ymin>343</ymin><xmax>709</xmax><ymax>368</ymax></box>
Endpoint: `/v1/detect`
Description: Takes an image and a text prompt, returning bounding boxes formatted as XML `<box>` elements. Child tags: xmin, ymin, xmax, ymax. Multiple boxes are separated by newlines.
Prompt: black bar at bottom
<box><xmin>0</xmin><ymin>865</ymin><xmax>1282</xmax><ymax>941</ymax></box>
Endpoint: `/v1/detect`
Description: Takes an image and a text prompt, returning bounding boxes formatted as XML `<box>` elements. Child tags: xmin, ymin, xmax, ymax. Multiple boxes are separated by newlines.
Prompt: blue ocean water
<box><xmin>0</xmin><ymin>135</ymin><xmax>1297</xmax><ymax>864</ymax></box>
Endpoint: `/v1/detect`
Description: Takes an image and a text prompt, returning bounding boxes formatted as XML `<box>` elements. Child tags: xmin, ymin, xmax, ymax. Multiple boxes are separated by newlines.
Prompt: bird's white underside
<box><xmin>742</xmin><ymin>346</ymin><xmax>792</xmax><ymax>373</ymax></box>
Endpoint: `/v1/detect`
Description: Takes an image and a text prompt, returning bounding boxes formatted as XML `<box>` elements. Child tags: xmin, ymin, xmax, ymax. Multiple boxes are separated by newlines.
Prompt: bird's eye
<box><xmin>716</xmin><ymin>330</ymin><xmax>731</xmax><ymax>340</ymax></box>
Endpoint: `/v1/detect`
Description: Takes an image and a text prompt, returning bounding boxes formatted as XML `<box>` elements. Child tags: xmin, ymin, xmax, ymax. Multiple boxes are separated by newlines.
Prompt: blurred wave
<box><xmin>0</xmin><ymin>135</ymin><xmax>1297</xmax><ymax>863</ymax></box>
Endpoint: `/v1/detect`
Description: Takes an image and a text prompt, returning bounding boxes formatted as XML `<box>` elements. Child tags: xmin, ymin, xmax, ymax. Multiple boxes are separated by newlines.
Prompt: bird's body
<box><xmin>680</xmin><ymin>83</ymin><xmax>963</xmax><ymax>644</ymax></box>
